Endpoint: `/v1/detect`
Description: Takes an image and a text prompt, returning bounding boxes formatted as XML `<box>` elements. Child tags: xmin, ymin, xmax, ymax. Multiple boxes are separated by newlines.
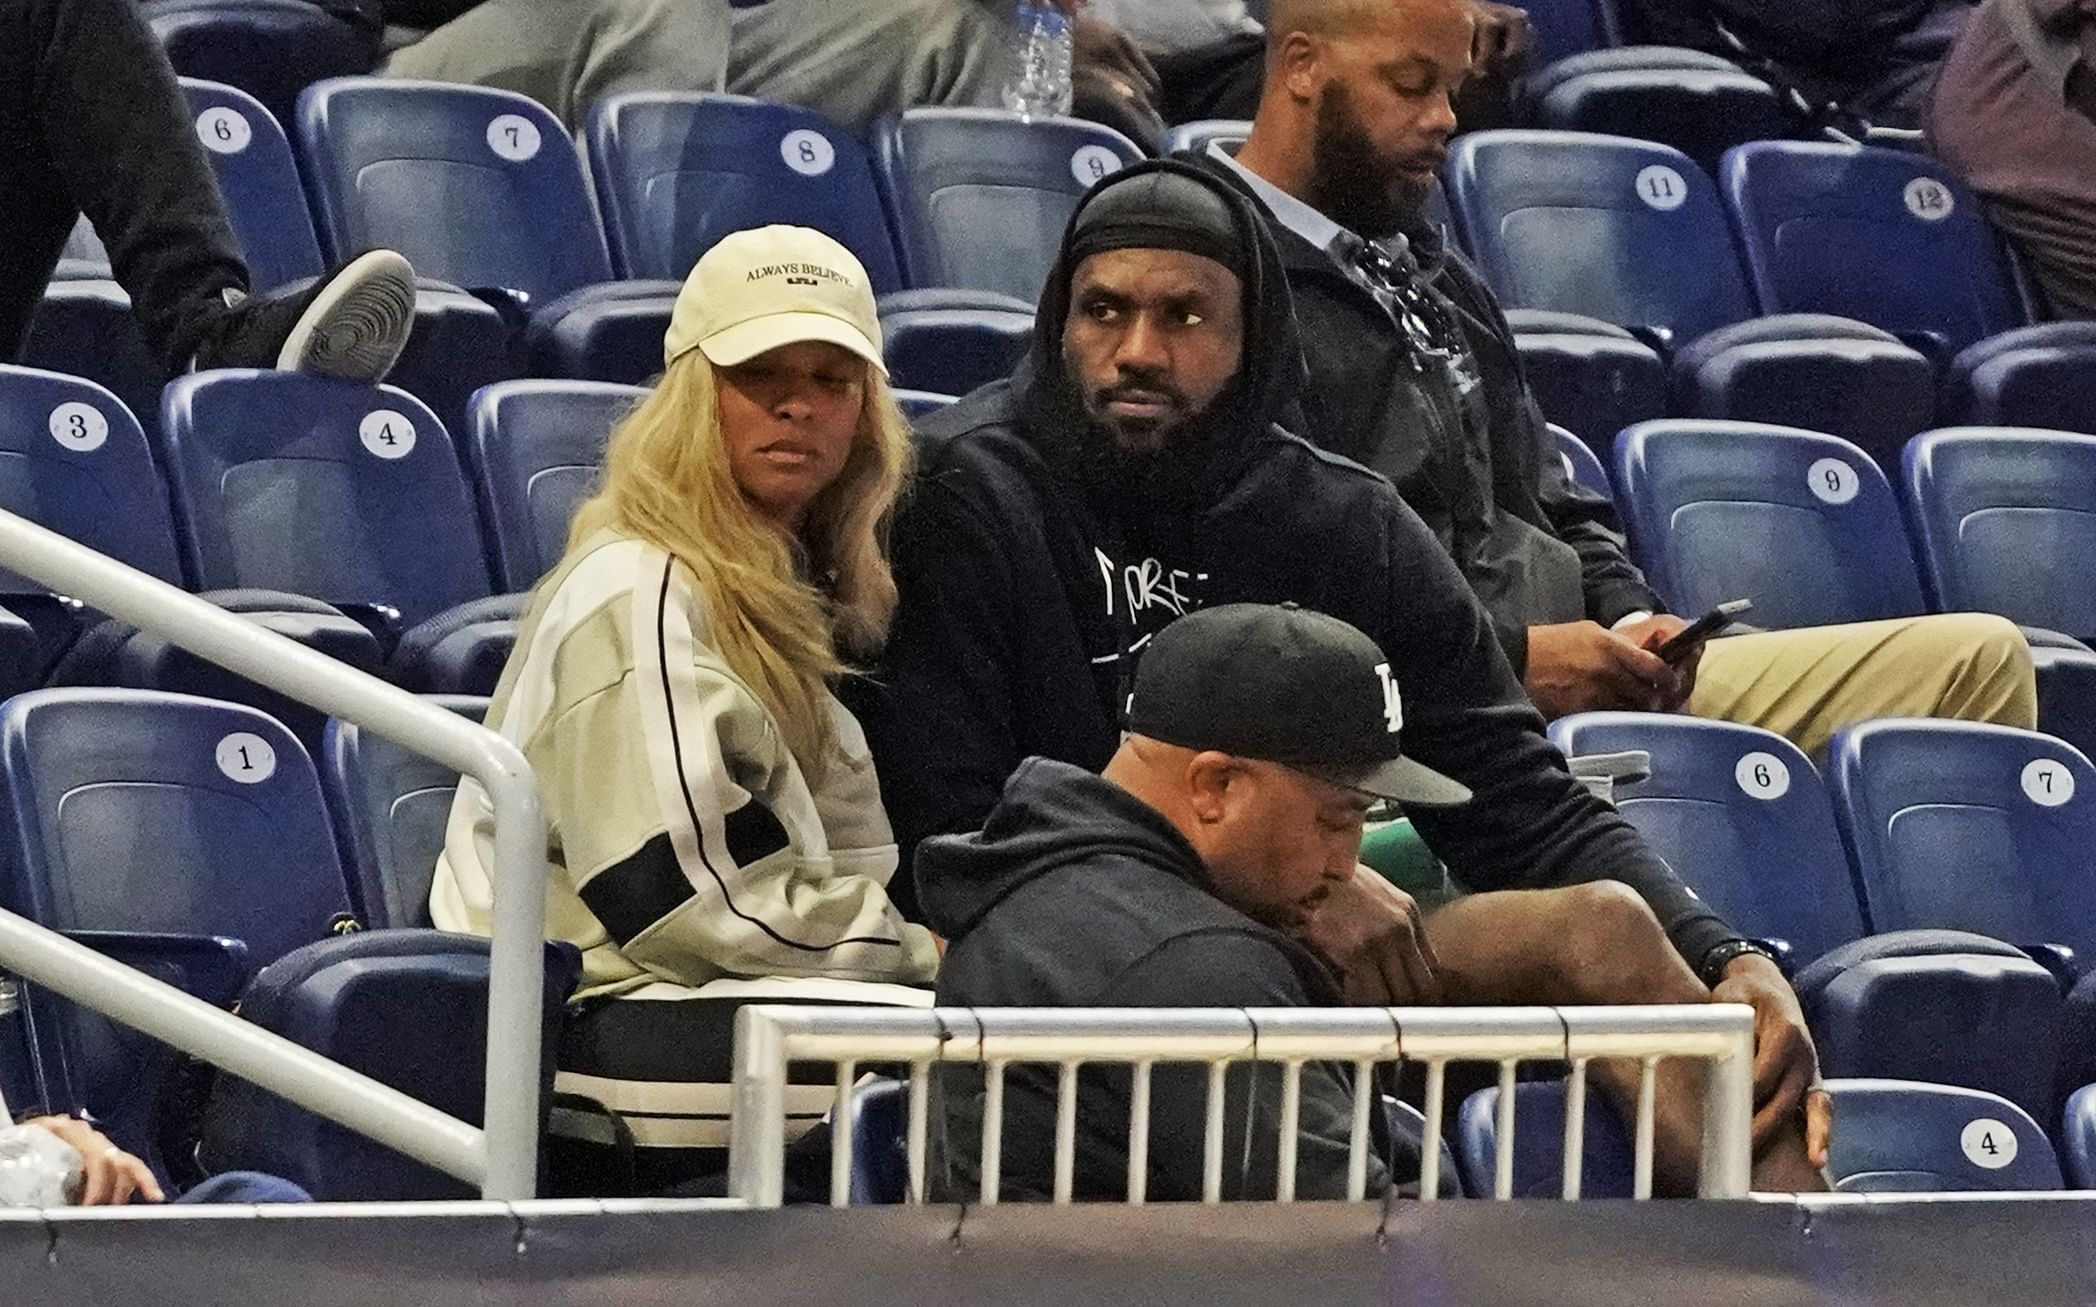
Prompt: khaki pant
<box><xmin>384</xmin><ymin>0</ymin><xmax>1007</xmax><ymax>132</ymax></box>
<box><xmin>1689</xmin><ymin>614</ymin><xmax>2038</xmax><ymax>759</ymax></box>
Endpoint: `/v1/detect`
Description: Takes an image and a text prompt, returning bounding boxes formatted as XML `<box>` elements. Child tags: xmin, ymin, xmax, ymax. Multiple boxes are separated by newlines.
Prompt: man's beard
<box><xmin>1065</xmin><ymin>381</ymin><xmax>1232</xmax><ymax>511</ymax></box>
<box><xmin>1303</xmin><ymin>83</ymin><xmax>1427</xmax><ymax>241</ymax></box>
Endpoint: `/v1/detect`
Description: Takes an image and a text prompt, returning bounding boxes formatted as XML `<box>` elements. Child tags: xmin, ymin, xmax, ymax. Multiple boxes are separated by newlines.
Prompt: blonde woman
<box><xmin>433</xmin><ymin>226</ymin><xmax>937</xmax><ymax>1193</ymax></box>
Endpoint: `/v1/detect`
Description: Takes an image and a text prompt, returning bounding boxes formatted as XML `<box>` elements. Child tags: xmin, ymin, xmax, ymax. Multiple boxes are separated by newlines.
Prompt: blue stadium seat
<box><xmin>160</xmin><ymin>371</ymin><xmax>496</xmax><ymax>630</ymax></box>
<box><xmin>1946</xmin><ymin>324</ymin><xmax>2096</xmax><ymax>434</ymax></box>
<box><xmin>873</xmin><ymin>109</ymin><xmax>1144</xmax><ymax>303</ymax></box>
<box><xmin>1530</xmin><ymin>50</ymin><xmax>1788</xmax><ymax>177</ymax></box>
<box><xmin>1802</xmin><ymin>938</ymin><xmax>2062</xmax><ymax>1126</ymax></box>
<box><xmin>1516</xmin><ymin>0</ymin><xmax>1623</xmax><ymax>64</ymax></box>
<box><xmin>1668</xmin><ymin>316</ymin><xmax>1933</xmax><ymax>472</ymax></box>
<box><xmin>1456</xmin><ymin>1079</ymin><xmax>1635</xmax><ymax>1199</ymax></box>
<box><xmin>146</xmin><ymin>0</ymin><xmax>376</xmax><ymax>132</ymax></box>
<box><xmin>1443</xmin><ymin>131</ymin><xmax>1758</xmax><ymax>348</ymax></box>
<box><xmin>1613</xmin><ymin>419</ymin><xmax>1928</xmax><ymax>627</ymax></box>
<box><xmin>846</xmin><ymin>1077</ymin><xmax>909</xmax><ymax>1204</ymax></box>
<box><xmin>1160</xmin><ymin>119</ymin><xmax>1250</xmax><ymax>156</ymax></box>
<box><xmin>176</xmin><ymin>78</ymin><xmax>323</xmax><ymax>291</ymax></box>
<box><xmin>587</xmin><ymin>93</ymin><xmax>905</xmax><ymax>291</ymax></box>
<box><xmin>1509</xmin><ymin>316</ymin><xmax>1666</xmax><ymax>454</ymax></box>
<box><xmin>1903</xmin><ymin>427</ymin><xmax>2096</xmax><ymax>643</ymax></box>
<box><xmin>1824</xmin><ymin>1078</ymin><xmax>2061</xmax><ymax>1192</ymax></box>
<box><xmin>525</xmin><ymin>281</ymin><xmax>679</xmax><ymax>385</ymax></box>
<box><xmin>198</xmin><ymin>928</ymin><xmax>578</xmax><ymax>1200</ymax></box>
<box><xmin>297</xmin><ymin>78</ymin><xmax>615</xmax><ymax>313</ymax></box>
<box><xmin>1829</xmin><ymin>720</ymin><xmax>2096</xmax><ymax>963</ymax></box>
<box><xmin>896</xmin><ymin>390</ymin><xmax>958</xmax><ymax>419</ymax></box>
<box><xmin>1549</xmin><ymin>423</ymin><xmax>1612</xmax><ymax>501</ymax></box>
<box><xmin>878</xmin><ymin>296</ymin><xmax>1033</xmax><ymax>398</ymax></box>
<box><xmin>2063</xmin><ymin>1081</ymin><xmax>2096</xmax><ymax>1187</ymax></box>
<box><xmin>1721</xmin><ymin>142</ymin><xmax>2028</xmax><ymax>359</ymax></box>
<box><xmin>1549</xmin><ymin>714</ymin><xmax>1864</xmax><ymax>964</ymax></box>
<box><xmin>322</xmin><ymin>697</ymin><xmax>487</xmax><ymax>929</ymax></box>
<box><xmin>0</xmin><ymin>689</ymin><xmax>358</xmax><ymax>1166</ymax></box>
<box><xmin>468</xmin><ymin>381</ymin><xmax>644</xmax><ymax>590</ymax></box>
<box><xmin>22</xmin><ymin>283</ymin><xmax>168</xmax><ymax>444</ymax></box>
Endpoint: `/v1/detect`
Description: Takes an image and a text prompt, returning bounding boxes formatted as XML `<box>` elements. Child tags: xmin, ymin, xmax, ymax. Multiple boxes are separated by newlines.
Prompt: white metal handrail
<box><xmin>727</xmin><ymin>1004</ymin><xmax>1757</xmax><ymax>1208</ymax></box>
<box><xmin>0</xmin><ymin>511</ymin><xmax>548</xmax><ymax>1198</ymax></box>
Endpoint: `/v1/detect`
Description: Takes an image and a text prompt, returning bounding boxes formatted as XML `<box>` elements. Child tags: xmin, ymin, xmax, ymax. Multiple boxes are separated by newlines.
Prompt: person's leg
<box><xmin>726</xmin><ymin>0</ymin><xmax>1005</xmax><ymax>136</ymax></box>
<box><xmin>1152</xmin><ymin>33</ymin><xmax>1267</xmax><ymax>125</ymax></box>
<box><xmin>6</xmin><ymin>0</ymin><xmax>248</xmax><ymax>371</ymax></box>
<box><xmin>1688</xmin><ymin>615</ymin><xmax>2037</xmax><ymax>759</ymax></box>
<box><xmin>1423</xmin><ymin>882</ymin><xmax>1824</xmax><ymax>1195</ymax></box>
<box><xmin>383</xmin><ymin>0</ymin><xmax>730</xmax><ymax>130</ymax></box>
<box><xmin>175</xmin><ymin>1172</ymin><xmax>312</xmax><ymax>1204</ymax></box>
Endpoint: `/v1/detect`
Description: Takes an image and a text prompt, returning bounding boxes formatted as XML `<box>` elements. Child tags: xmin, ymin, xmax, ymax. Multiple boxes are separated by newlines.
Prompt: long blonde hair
<box><xmin>566</xmin><ymin>350</ymin><xmax>913</xmax><ymax>777</ymax></box>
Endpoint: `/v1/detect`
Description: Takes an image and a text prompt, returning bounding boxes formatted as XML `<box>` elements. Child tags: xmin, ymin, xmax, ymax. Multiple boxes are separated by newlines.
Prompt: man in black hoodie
<box><xmin>923</xmin><ymin>602</ymin><xmax>1474</xmax><ymax>1201</ymax></box>
<box><xmin>1183</xmin><ymin>0</ymin><xmax>2033</xmax><ymax>760</ymax></box>
<box><xmin>857</xmin><ymin>159</ymin><xmax>1828</xmax><ymax>1192</ymax></box>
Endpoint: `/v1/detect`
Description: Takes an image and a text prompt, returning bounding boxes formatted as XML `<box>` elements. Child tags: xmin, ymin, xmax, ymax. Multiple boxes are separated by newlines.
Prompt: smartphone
<box><xmin>1656</xmin><ymin>599</ymin><xmax>1753</xmax><ymax>665</ymax></box>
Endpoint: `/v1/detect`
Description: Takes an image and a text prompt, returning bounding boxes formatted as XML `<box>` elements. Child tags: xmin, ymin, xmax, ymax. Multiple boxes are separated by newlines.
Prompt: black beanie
<box><xmin>1065</xmin><ymin>168</ymin><xmax>1251</xmax><ymax>281</ymax></box>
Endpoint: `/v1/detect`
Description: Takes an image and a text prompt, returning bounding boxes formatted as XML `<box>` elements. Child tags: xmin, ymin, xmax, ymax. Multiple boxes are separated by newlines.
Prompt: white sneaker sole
<box><xmin>275</xmin><ymin>249</ymin><xmax>416</xmax><ymax>382</ymax></box>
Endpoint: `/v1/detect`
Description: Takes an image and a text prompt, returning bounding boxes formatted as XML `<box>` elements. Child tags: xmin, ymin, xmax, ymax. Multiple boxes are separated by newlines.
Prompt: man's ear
<box><xmin>1274</xmin><ymin>30</ymin><xmax>1324</xmax><ymax>103</ymax></box>
<box><xmin>1184</xmin><ymin>751</ymin><xmax>1239</xmax><ymax>824</ymax></box>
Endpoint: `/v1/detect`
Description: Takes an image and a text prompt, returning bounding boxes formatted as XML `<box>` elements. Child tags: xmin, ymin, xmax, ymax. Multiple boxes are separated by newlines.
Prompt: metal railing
<box><xmin>0</xmin><ymin>511</ymin><xmax>548</xmax><ymax>1199</ymax></box>
<box><xmin>727</xmin><ymin>1003</ymin><xmax>1757</xmax><ymax>1208</ymax></box>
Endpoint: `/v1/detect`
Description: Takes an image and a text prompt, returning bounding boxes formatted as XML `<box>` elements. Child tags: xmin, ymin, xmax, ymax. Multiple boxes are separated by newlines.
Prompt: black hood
<box><xmin>1014</xmin><ymin>159</ymin><xmax>1308</xmax><ymax>507</ymax></box>
<box><xmin>916</xmin><ymin>757</ymin><xmax>1210</xmax><ymax>940</ymax></box>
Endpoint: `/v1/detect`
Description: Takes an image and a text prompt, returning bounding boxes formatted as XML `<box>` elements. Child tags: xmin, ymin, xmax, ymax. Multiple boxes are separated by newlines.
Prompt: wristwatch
<box><xmin>1699</xmin><ymin>939</ymin><xmax>1780</xmax><ymax>989</ymax></box>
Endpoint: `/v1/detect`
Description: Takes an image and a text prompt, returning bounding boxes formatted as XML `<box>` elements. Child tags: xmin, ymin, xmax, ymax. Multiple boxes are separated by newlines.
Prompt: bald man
<box><xmin>1187</xmin><ymin>0</ymin><xmax>2033</xmax><ymax>762</ymax></box>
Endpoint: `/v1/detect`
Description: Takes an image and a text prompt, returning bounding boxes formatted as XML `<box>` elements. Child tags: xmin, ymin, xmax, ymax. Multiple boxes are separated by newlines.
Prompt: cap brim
<box><xmin>694</xmin><ymin>311</ymin><xmax>888</xmax><ymax>375</ymax></box>
<box><xmin>1313</xmin><ymin>755</ymin><xmax>1473</xmax><ymax>808</ymax></box>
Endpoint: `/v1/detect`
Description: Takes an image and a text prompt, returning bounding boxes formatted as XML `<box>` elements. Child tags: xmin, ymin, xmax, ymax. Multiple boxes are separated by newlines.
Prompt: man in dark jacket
<box><xmin>924</xmin><ymin>602</ymin><xmax>1472</xmax><ymax>1201</ymax></box>
<box><xmin>857</xmin><ymin>158</ymin><xmax>1827</xmax><ymax>1191</ymax></box>
<box><xmin>1183</xmin><ymin>0</ymin><xmax>2032</xmax><ymax>760</ymax></box>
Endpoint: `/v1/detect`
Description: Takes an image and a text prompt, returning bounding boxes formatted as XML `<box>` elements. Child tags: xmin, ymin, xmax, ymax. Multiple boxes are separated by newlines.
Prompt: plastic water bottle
<box><xmin>0</xmin><ymin>1124</ymin><xmax>82</xmax><ymax>1207</ymax></box>
<box><xmin>1003</xmin><ymin>2</ymin><xmax>1074</xmax><ymax>122</ymax></box>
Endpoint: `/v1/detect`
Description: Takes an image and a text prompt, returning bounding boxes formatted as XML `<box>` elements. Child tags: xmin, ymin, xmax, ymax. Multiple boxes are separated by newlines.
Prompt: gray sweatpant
<box><xmin>383</xmin><ymin>0</ymin><xmax>1008</xmax><ymax>132</ymax></box>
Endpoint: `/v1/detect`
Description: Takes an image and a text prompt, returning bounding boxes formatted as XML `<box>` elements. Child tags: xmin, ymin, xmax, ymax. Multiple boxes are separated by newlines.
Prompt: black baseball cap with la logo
<box><xmin>1126</xmin><ymin>603</ymin><xmax>1472</xmax><ymax>807</ymax></box>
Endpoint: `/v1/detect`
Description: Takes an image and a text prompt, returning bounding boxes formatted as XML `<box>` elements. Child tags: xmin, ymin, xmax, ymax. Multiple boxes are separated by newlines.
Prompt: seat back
<box><xmin>0</xmin><ymin>689</ymin><xmax>355</xmax><ymax>1164</ymax></box>
<box><xmin>297</xmin><ymin>77</ymin><xmax>613</xmax><ymax>302</ymax></box>
<box><xmin>2062</xmin><ymin>1081</ymin><xmax>2096</xmax><ymax>1188</ymax></box>
<box><xmin>0</xmin><ymin>366</ymin><xmax>186</xmax><ymax>590</ymax></box>
<box><xmin>1830</xmin><ymin>719</ymin><xmax>2096</xmax><ymax>955</ymax></box>
<box><xmin>147</xmin><ymin>0</ymin><xmax>375</xmax><ymax>131</ymax></box>
<box><xmin>322</xmin><ymin>696</ymin><xmax>488</xmax><ymax>929</ymax></box>
<box><xmin>160</xmin><ymin>371</ymin><xmax>493</xmax><ymax>626</ymax></box>
<box><xmin>1903</xmin><ymin>427</ymin><xmax>2096</xmax><ymax>640</ymax></box>
<box><xmin>1551</xmin><ymin>713</ymin><xmax>1865</xmax><ymax>962</ymax></box>
<box><xmin>1722</xmin><ymin>142</ymin><xmax>2027</xmax><ymax>355</ymax></box>
<box><xmin>1520</xmin><ymin>0</ymin><xmax>1622</xmax><ymax>63</ymax></box>
<box><xmin>1613</xmin><ymin>419</ymin><xmax>1928</xmax><ymax>626</ymax></box>
<box><xmin>1824</xmin><ymin>1078</ymin><xmax>2061</xmax><ymax>1191</ymax></box>
<box><xmin>198</xmin><ymin>929</ymin><xmax>578</xmax><ymax>1200</ymax></box>
<box><xmin>588</xmin><ymin>93</ymin><xmax>904</xmax><ymax>290</ymax></box>
<box><xmin>1549</xmin><ymin>422</ymin><xmax>1613</xmax><ymax>500</ymax></box>
<box><xmin>177</xmin><ymin>78</ymin><xmax>325</xmax><ymax>290</ymax></box>
<box><xmin>467</xmin><ymin>380</ymin><xmax>644</xmax><ymax>589</ymax></box>
<box><xmin>1443</xmin><ymin>131</ymin><xmax>1756</xmax><ymax>344</ymax></box>
<box><xmin>1159</xmin><ymin>120</ymin><xmax>1250</xmax><ymax>156</ymax></box>
<box><xmin>874</xmin><ymin>109</ymin><xmax>1143</xmax><ymax>303</ymax></box>
<box><xmin>879</xmin><ymin>304</ymin><xmax>1034</xmax><ymax>398</ymax></box>
<box><xmin>1456</xmin><ymin>1079</ymin><xmax>1635</xmax><ymax>1198</ymax></box>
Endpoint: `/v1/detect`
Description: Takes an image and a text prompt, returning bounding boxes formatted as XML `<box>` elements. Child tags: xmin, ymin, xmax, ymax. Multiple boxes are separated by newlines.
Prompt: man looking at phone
<box><xmin>1185</xmin><ymin>0</ymin><xmax>2034</xmax><ymax>756</ymax></box>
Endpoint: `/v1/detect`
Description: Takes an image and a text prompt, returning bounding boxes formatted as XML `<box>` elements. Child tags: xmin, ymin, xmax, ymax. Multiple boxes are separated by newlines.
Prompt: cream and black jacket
<box><xmin>434</xmin><ymin>528</ymin><xmax>939</xmax><ymax>1000</ymax></box>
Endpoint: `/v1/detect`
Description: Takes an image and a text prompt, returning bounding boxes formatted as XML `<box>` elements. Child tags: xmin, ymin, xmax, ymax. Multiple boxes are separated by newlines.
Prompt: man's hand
<box><xmin>1294</xmin><ymin>868</ymin><xmax>1442</xmax><ymax>1005</ymax></box>
<box><xmin>22</xmin><ymin>1115</ymin><xmax>164</xmax><ymax>1206</ymax></box>
<box><xmin>1523</xmin><ymin>620</ymin><xmax>1685</xmax><ymax>718</ymax></box>
<box><xmin>1614</xmin><ymin>613</ymin><xmax>1704</xmax><ymax>705</ymax></box>
<box><xmin>1708</xmin><ymin>955</ymin><xmax>1831</xmax><ymax>1169</ymax></box>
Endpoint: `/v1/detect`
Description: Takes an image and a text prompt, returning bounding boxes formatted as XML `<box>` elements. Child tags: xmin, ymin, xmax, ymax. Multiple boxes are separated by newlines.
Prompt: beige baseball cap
<box><xmin>663</xmin><ymin>225</ymin><xmax>887</xmax><ymax>374</ymax></box>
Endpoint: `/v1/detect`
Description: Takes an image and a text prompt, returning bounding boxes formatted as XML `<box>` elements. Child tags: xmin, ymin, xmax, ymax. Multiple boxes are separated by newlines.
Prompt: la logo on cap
<box><xmin>1375</xmin><ymin>663</ymin><xmax>1402</xmax><ymax>734</ymax></box>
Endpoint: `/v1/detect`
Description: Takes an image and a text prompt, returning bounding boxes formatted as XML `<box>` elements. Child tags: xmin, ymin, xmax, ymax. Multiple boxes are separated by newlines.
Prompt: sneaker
<box><xmin>195</xmin><ymin>248</ymin><xmax>416</xmax><ymax>382</ymax></box>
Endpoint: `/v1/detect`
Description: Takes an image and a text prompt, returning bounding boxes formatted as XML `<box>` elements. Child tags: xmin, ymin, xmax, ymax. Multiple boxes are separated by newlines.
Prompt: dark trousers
<box><xmin>0</xmin><ymin>0</ymin><xmax>248</xmax><ymax>371</ymax></box>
